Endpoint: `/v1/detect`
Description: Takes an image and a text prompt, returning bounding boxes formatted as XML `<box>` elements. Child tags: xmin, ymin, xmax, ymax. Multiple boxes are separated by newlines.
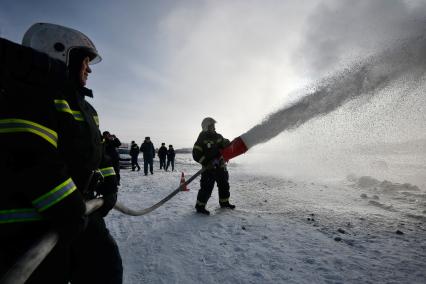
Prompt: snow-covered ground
<box><xmin>106</xmin><ymin>153</ymin><xmax>426</xmax><ymax>284</ymax></box>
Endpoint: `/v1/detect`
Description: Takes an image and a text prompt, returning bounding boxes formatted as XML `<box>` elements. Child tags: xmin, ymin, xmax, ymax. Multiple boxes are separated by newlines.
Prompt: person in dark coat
<box><xmin>0</xmin><ymin>23</ymin><xmax>122</xmax><ymax>283</ymax></box>
<box><xmin>140</xmin><ymin>136</ymin><xmax>155</xmax><ymax>175</ymax></box>
<box><xmin>130</xmin><ymin>141</ymin><xmax>141</xmax><ymax>171</ymax></box>
<box><xmin>166</xmin><ymin>145</ymin><xmax>176</xmax><ymax>171</ymax></box>
<box><xmin>192</xmin><ymin>117</ymin><xmax>235</xmax><ymax>215</ymax></box>
<box><xmin>103</xmin><ymin>131</ymin><xmax>121</xmax><ymax>185</ymax></box>
<box><xmin>158</xmin><ymin>143</ymin><xmax>168</xmax><ymax>170</ymax></box>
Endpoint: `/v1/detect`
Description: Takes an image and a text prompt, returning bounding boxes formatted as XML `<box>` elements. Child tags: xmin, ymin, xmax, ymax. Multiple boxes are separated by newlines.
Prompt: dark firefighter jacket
<box><xmin>192</xmin><ymin>131</ymin><xmax>230</xmax><ymax>168</ymax></box>
<box><xmin>0</xmin><ymin>38</ymin><xmax>117</xmax><ymax>242</ymax></box>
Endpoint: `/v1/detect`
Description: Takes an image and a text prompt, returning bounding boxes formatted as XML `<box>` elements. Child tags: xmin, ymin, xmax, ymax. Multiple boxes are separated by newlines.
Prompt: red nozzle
<box><xmin>221</xmin><ymin>136</ymin><xmax>248</xmax><ymax>161</ymax></box>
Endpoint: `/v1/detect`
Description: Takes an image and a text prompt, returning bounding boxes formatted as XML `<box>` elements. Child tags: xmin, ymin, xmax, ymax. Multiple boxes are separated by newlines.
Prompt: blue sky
<box><xmin>1</xmin><ymin>0</ymin><xmax>425</xmax><ymax>149</ymax></box>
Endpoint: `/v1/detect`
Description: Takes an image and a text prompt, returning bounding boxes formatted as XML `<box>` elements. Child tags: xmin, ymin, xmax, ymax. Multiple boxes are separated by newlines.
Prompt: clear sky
<box><xmin>1</xmin><ymin>0</ymin><xmax>425</xmax><ymax>149</ymax></box>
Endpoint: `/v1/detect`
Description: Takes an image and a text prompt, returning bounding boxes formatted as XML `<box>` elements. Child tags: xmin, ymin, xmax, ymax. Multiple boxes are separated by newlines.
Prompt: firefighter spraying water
<box><xmin>192</xmin><ymin>117</ymin><xmax>235</xmax><ymax>215</ymax></box>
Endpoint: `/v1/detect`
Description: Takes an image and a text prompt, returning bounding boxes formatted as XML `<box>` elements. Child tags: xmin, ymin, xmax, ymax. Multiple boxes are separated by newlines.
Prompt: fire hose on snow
<box><xmin>114</xmin><ymin>167</ymin><xmax>206</xmax><ymax>216</ymax></box>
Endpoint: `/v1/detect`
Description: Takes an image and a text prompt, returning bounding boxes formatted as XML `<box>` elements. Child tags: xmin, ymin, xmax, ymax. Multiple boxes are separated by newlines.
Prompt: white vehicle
<box><xmin>118</xmin><ymin>147</ymin><xmax>132</xmax><ymax>169</ymax></box>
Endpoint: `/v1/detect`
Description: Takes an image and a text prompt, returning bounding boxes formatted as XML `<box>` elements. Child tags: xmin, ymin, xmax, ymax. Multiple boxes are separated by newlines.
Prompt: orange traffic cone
<box><xmin>180</xmin><ymin>172</ymin><xmax>189</xmax><ymax>191</ymax></box>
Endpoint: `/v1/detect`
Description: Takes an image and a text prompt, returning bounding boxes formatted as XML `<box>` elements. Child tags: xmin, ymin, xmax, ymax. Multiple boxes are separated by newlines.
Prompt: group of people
<box><xmin>0</xmin><ymin>22</ymin><xmax>234</xmax><ymax>284</ymax></box>
<box><xmin>129</xmin><ymin>138</ymin><xmax>176</xmax><ymax>175</ymax></box>
<box><xmin>101</xmin><ymin>132</ymin><xmax>177</xmax><ymax>179</ymax></box>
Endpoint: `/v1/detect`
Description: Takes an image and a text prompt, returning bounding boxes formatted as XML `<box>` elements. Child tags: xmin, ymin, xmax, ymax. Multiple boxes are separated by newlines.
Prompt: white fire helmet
<box><xmin>22</xmin><ymin>23</ymin><xmax>101</xmax><ymax>66</ymax></box>
<box><xmin>201</xmin><ymin>117</ymin><xmax>217</xmax><ymax>131</ymax></box>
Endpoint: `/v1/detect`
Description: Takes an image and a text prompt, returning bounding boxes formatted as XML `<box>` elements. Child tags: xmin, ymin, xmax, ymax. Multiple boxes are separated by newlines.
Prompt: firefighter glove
<box><xmin>56</xmin><ymin>215</ymin><xmax>88</xmax><ymax>244</ymax></box>
<box><xmin>98</xmin><ymin>192</ymin><xmax>117</xmax><ymax>217</ymax></box>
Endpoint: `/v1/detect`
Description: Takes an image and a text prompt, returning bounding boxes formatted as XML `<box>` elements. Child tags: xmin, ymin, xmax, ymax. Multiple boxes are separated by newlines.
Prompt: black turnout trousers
<box><xmin>70</xmin><ymin>212</ymin><xmax>123</xmax><ymax>284</ymax></box>
<box><xmin>196</xmin><ymin>167</ymin><xmax>230</xmax><ymax>205</ymax></box>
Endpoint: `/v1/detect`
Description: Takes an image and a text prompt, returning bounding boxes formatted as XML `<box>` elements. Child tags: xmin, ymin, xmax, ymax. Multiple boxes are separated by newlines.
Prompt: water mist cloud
<box><xmin>296</xmin><ymin>0</ymin><xmax>426</xmax><ymax>77</ymax></box>
<box><xmin>235</xmin><ymin>1</ymin><xmax>426</xmax><ymax>184</ymax></box>
<box><xmin>242</xmin><ymin>35</ymin><xmax>426</xmax><ymax>149</ymax></box>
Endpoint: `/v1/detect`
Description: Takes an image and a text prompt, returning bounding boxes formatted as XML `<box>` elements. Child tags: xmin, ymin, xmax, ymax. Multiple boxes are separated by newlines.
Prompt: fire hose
<box><xmin>114</xmin><ymin>167</ymin><xmax>205</xmax><ymax>216</ymax></box>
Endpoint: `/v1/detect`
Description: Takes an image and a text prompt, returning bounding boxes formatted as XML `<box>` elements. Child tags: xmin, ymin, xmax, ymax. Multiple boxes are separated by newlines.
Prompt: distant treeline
<box><xmin>174</xmin><ymin>148</ymin><xmax>192</xmax><ymax>154</ymax></box>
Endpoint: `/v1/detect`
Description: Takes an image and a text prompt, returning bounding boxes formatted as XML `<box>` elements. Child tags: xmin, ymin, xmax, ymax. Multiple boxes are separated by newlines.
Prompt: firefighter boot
<box><xmin>220</xmin><ymin>201</ymin><xmax>236</xmax><ymax>209</ymax></box>
<box><xmin>195</xmin><ymin>204</ymin><xmax>210</xmax><ymax>215</ymax></box>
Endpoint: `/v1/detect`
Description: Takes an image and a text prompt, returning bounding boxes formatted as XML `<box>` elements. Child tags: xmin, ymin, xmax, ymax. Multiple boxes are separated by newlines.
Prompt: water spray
<box><xmin>221</xmin><ymin>35</ymin><xmax>426</xmax><ymax>161</ymax></box>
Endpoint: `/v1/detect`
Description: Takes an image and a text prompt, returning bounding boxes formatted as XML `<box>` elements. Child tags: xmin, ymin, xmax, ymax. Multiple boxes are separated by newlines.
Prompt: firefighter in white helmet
<box><xmin>0</xmin><ymin>23</ymin><xmax>122</xmax><ymax>283</ymax></box>
<box><xmin>192</xmin><ymin>117</ymin><xmax>235</xmax><ymax>215</ymax></box>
